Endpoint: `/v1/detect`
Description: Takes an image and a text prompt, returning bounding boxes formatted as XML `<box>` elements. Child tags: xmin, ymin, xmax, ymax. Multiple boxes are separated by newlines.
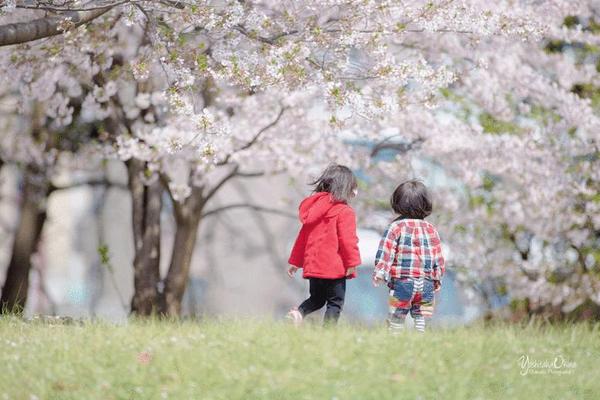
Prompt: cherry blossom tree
<box><xmin>452</xmin><ymin>8</ymin><xmax>600</xmax><ymax>320</ymax></box>
<box><xmin>3</xmin><ymin>0</ymin><xmax>590</xmax><ymax>318</ymax></box>
<box><xmin>360</xmin><ymin>1</ymin><xmax>600</xmax><ymax>320</ymax></box>
<box><xmin>0</xmin><ymin>93</ymin><xmax>108</xmax><ymax>312</ymax></box>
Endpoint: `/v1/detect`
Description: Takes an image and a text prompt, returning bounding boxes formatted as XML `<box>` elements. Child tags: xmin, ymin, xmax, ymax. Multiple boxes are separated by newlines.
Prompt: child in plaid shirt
<box><xmin>373</xmin><ymin>180</ymin><xmax>445</xmax><ymax>333</ymax></box>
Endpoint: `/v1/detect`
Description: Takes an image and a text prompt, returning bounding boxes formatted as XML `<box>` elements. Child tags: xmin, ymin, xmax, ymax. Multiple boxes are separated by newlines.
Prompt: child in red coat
<box><xmin>287</xmin><ymin>164</ymin><xmax>362</xmax><ymax>325</ymax></box>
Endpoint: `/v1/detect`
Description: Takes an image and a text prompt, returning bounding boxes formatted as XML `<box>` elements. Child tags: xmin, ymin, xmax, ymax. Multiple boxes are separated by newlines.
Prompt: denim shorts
<box><xmin>388</xmin><ymin>277</ymin><xmax>435</xmax><ymax>318</ymax></box>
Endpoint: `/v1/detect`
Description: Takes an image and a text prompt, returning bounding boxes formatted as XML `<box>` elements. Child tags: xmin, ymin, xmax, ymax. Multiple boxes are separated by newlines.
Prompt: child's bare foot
<box><xmin>286</xmin><ymin>308</ymin><xmax>303</xmax><ymax>327</ymax></box>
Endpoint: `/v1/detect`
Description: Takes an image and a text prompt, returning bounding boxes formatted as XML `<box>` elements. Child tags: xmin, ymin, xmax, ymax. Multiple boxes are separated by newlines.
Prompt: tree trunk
<box><xmin>128</xmin><ymin>160</ymin><xmax>163</xmax><ymax>316</ymax></box>
<box><xmin>0</xmin><ymin>172</ymin><xmax>47</xmax><ymax>314</ymax></box>
<box><xmin>156</xmin><ymin>77</ymin><xmax>214</xmax><ymax>317</ymax></box>
<box><xmin>161</xmin><ymin>197</ymin><xmax>204</xmax><ymax>317</ymax></box>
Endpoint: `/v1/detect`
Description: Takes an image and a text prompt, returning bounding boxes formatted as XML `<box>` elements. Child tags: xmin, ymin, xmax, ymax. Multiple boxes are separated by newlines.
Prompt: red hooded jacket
<box><xmin>288</xmin><ymin>192</ymin><xmax>362</xmax><ymax>279</ymax></box>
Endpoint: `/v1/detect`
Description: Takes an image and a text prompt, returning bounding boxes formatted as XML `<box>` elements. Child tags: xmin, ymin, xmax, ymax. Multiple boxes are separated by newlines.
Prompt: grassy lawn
<box><xmin>0</xmin><ymin>318</ymin><xmax>598</xmax><ymax>400</ymax></box>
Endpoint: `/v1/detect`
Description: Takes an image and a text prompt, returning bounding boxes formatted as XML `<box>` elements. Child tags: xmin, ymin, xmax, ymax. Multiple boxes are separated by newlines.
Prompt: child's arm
<box><xmin>431</xmin><ymin>229</ymin><xmax>445</xmax><ymax>291</ymax></box>
<box><xmin>288</xmin><ymin>226</ymin><xmax>307</xmax><ymax>270</ymax></box>
<box><xmin>337</xmin><ymin>208</ymin><xmax>361</xmax><ymax>275</ymax></box>
<box><xmin>373</xmin><ymin>225</ymin><xmax>398</xmax><ymax>286</ymax></box>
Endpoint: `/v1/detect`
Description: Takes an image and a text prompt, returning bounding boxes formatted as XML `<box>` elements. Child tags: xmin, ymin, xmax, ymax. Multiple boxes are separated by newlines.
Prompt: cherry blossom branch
<box><xmin>203</xmin><ymin>165</ymin><xmax>286</xmax><ymax>205</ymax></box>
<box><xmin>234</xmin><ymin>106</ymin><xmax>287</xmax><ymax>153</ymax></box>
<box><xmin>233</xmin><ymin>16</ymin><xmax>340</xmax><ymax>45</ymax></box>
<box><xmin>217</xmin><ymin>105</ymin><xmax>287</xmax><ymax>166</ymax></box>
<box><xmin>233</xmin><ymin>24</ymin><xmax>300</xmax><ymax>45</ymax></box>
<box><xmin>233</xmin><ymin>22</ymin><xmax>476</xmax><ymax>49</ymax></box>
<box><xmin>203</xmin><ymin>164</ymin><xmax>239</xmax><ymax>203</ymax></box>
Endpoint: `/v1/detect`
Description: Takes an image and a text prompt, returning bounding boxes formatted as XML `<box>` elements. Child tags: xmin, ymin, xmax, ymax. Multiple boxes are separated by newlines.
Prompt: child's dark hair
<box><xmin>311</xmin><ymin>164</ymin><xmax>357</xmax><ymax>203</ymax></box>
<box><xmin>390</xmin><ymin>180</ymin><xmax>432</xmax><ymax>219</ymax></box>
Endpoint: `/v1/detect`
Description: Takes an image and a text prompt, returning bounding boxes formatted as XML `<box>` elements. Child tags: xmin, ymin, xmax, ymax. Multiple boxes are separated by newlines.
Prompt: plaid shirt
<box><xmin>374</xmin><ymin>218</ymin><xmax>445</xmax><ymax>282</ymax></box>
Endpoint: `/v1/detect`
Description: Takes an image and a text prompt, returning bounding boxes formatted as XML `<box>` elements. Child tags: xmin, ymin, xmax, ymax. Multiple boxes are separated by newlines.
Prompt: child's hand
<box><xmin>372</xmin><ymin>275</ymin><xmax>384</xmax><ymax>287</ymax></box>
<box><xmin>287</xmin><ymin>265</ymin><xmax>299</xmax><ymax>278</ymax></box>
<box><xmin>346</xmin><ymin>267</ymin><xmax>356</xmax><ymax>277</ymax></box>
<box><xmin>434</xmin><ymin>280</ymin><xmax>441</xmax><ymax>292</ymax></box>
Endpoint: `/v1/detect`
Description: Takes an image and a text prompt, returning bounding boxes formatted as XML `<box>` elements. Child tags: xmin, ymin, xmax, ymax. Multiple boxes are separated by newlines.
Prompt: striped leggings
<box><xmin>387</xmin><ymin>277</ymin><xmax>435</xmax><ymax>333</ymax></box>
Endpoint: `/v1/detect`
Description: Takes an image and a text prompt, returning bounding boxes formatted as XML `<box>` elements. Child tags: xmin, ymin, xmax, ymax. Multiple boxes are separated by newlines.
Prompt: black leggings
<box><xmin>298</xmin><ymin>277</ymin><xmax>346</xmax><ymax>324</ymax></box>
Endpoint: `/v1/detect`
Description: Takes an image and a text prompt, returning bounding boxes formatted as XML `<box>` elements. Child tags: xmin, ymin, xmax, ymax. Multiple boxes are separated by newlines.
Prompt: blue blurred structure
<box><xmin>344</xmin><ymin>266</ymin><xmax>468</xmax><ymax>325</ymax></box>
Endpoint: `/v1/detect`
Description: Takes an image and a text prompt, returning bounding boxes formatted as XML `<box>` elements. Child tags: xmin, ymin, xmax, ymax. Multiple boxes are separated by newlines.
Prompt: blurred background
<box><xmin>1</xmin><ymin>2</ymin><xmax>599</xmax><ymax>325</ymax></box>
<box><xmin>0</xmin><ymin>158</ymin><xmax>483</xmax><ymax>325</ymax></box>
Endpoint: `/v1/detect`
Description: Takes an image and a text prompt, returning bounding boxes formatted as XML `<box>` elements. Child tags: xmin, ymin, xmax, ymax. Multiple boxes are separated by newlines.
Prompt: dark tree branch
<box><xmin>233</xmin><ymin>24</ymin><xmax>299</xmax><ymax>45</ymax></box>
<box><xmin>1</xmin><ymin>1</ymin><xmax>474</xmax><ymax>48</ymax></box>
<box><xmin>15</xmin><ymin>0</ymin><xmax>130</xmax><ymax>12</ymax></box>
<box><xmin>0</xmin><ymin>6</ymin><xmax>114</xmax><ymax>47</ymax></box>
<box><xmin>236</xmin><ymin>169</ymin><xmax>286</xmax><ymax>178</ymax></box>
<box><xmin>370</xmin><ymin>136</ymin><xmax>424</xmax><ymax>158</ymax></box>
<box><xmin>48</xmin><ymin>178</ymin><xmax>128</xmax><ymax>193</ymax></box>
<box><xmin>404</xmin><ymin>28</ymin><xmax>474</xmax><ymax>34</ymax></box>
<box><xmin>201</xmin><ymin>203</ymin><xmax>295</xmax><ymax>219</ymax></box>
<box><xmin>321</xmin><ymin>27</ymin><xmax>475</xmax><ymax>35</ymax></box>
<box><xmin>159</xmin><ymin>171</ymin><xmax>186</xmax><ymax>220</ymax></box>
<box><xmin>236</xmin><ymin>106</ymin><xmax>287</xmax><ymax>153</ymax></box>
<box><xmin>506</xmin><ymin>230</ymin><xmax>539</xmax><ymax>281</ymax></box>
<box><xmin>217</xmin><ymin>106</ymin><xmax>287</xmax><ymax>166</ymax></box>
<box><xmin>158</xmin><ymin>0</ymin><xmax>186</xmax><ymax>9</ymax></box>
<box><xmin>509</xmin><ymin>233</ymin><xmax>529</xmax><ymax>261</ymax></box>
<box><xmin>233</xmin><ymin>16</ymin><xmax>340</xmax><ymax>45</ymax></box>
<box><xmin>12</xmin><ymin>0</ymin><xmax>186</xmax><ymax>12</ymax></box>
<box><xmin>203</xmin><ymin>164</ymin><xmax>239</xmax><ymax>202</ymax></box>
<box><xmin>233</xmin><ymin>21</ymin><xmax>475</xmax><ymax>48</ymax></box>
<box><xmin>133</xmin><ymin>2</ymin><xmax>151</xmax><ymax>21</ymax></box>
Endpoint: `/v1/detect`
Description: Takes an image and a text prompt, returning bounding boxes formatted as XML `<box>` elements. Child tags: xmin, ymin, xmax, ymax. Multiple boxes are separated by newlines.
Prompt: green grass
<box><xmin>0</xmin><ymin>318</ymin><xmax>598</xmax><ymax>400</ymax></box>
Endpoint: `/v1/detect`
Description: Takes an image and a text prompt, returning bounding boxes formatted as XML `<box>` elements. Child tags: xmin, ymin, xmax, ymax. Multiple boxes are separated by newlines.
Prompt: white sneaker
<box><xmin>286</xmin><ymin>308</ymin><xmax>303</xmax><ymax>327</ymax></box>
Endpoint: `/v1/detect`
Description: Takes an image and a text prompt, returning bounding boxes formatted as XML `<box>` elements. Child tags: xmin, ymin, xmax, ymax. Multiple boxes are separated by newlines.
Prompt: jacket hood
<box><xmin>298</xmin><ymin>192</ymin><xmax>346</xmax><ymax>224</ymax></box>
